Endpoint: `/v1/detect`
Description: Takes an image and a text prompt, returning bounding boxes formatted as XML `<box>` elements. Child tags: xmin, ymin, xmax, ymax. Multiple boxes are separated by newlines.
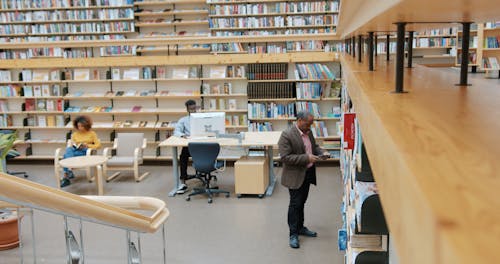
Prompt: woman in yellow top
<box><xmin>60</xmin><ymin>115</ymin><xmax>101</xmax><ymax>188</ymax></box>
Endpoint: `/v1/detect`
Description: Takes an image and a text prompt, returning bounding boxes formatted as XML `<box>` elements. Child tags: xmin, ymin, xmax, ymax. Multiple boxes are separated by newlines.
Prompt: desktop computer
<box><xmin>189</xmin><ymin>112</ymin><xmax>226</xmax><ymax>137</ymax></box>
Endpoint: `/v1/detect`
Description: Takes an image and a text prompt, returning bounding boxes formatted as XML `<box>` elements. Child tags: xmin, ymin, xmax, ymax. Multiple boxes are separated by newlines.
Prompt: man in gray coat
<box><xmin>278</xmin><ymin>111</ymin><xmax>330</xmax><ymax>249</ymax></box>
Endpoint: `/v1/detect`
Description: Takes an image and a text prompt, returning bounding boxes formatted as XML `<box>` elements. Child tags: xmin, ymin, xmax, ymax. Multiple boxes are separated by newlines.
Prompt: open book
<box><xmin>72</xmin><ymin>143</ymin><xmax>84</xmax><ymax>149</ymax></box>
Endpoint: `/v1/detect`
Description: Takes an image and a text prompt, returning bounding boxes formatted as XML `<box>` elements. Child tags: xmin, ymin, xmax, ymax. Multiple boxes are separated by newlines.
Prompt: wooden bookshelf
<box><xmin>134</xmin><ymin>10</ymin><xmax>208</xmax><ymax>17</ymax></box>
<box><xmin>134</xmin><ymin>0</ymin><xmax>206</xmax><ymax>6</ymax></box>
<box><xmin>0</xmin><ymin>5</ymin><xmax>134</xmax><ymax>12</ymax></box>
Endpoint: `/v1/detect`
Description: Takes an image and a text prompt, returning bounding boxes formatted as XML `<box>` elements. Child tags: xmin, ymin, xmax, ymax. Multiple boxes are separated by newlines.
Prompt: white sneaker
<box><xmin>176</xmin><ymin>184</ymin><xmax>188</xmax><ymax>194</ymax></box>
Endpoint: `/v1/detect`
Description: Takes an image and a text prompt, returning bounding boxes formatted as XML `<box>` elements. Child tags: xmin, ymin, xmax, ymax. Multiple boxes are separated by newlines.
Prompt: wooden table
<box><xmin>56</xmin><ymin>156</ymin><xmax>108</xmax><ymax>195</ymax></box>
<box><xmin>159</xmin><ymin>131</ymin><xmax>282</xmax><ymax>197</ymax></box>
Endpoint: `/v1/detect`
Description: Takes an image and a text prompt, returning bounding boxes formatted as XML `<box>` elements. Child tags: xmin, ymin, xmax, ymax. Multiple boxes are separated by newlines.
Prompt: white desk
<box><xmin>159</xmin><ymin>131</ymin><xmax>281</xmax><ymax>197</ymax></box>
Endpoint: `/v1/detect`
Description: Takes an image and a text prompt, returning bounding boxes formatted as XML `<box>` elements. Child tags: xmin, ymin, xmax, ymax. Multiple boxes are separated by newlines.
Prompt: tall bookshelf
<box><xmin>480</xmin><ymin>21</ymin><xmax>500</xmax><ymax>76</ymax></box>
<box><xmin>411</xmin><ymin>27</ymin><xmax>457</xmax><ymax>66</ymax></box>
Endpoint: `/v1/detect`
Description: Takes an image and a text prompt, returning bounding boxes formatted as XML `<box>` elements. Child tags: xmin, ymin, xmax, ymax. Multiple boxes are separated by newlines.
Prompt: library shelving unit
<box><xmin>133</xmin><ymin>0</ymin><xmax>211</xmax><ymax>55</ymax></box>
<box><xmin>455</xmin><ymin>23</ymin><xmax>482</xmax><ymax>71</ymax></box>
<box><xmin>0</xmin><ymin>0</ymin><xmax>135</xmax><ymax>59</ymax></box>
<box><xmin>0</xmin><ymin>52</ymin><xmax>340</xmax><ymax>160</ymax></box>
<box><xmin>411</xmin><ymin>27</ymin><xmax>457</xmax><ymax>66</ymax></box>
<box><xmin>338</xmin><ymin>87</ymin><xmax>389</xmax><ymax>262</ymax></box>
<box><xmin>480</xmin><ymin>21</ymin><xmax>500</xmax><ymax>76</ymax></box>
<box><xmin>207</xmin><ymin>0</ymin><xmax>340</xmax><ymax>54</ymax></box>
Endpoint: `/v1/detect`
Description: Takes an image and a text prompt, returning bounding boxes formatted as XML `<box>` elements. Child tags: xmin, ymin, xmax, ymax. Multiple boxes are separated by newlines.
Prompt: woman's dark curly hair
<box><xmin>73</xmin><ymin>115</ymin><xmax>92</xmax><ymax>130</ymax></box>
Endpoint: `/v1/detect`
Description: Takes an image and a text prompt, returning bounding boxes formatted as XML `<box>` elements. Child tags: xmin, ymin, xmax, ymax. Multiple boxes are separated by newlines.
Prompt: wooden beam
<box><xmin>0</xmin><ymin>52</ymin><xmax>340</xmax><ymax>69</ymax></box>
<box><xmin>0</xmin><ymin>33</ymin><xmax>339</xmax><ymax>50</ymax></box>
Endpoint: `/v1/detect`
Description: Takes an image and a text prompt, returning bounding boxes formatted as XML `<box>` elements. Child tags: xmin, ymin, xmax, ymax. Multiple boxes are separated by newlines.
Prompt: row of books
<box><xmin>0</xmin><ymin>0</ymin><xmax>133</xmax><ymax>9</ymax></box>
<box><xmin>81</xmin><ymin>120</ymin><xmax>177</xmax><ymax>129</ymax></box>
<box><xmin>208</xmin><ymin>1</ymin><xmax>339</xmax><ymax>15</ymax></box>
<box><xmin>416</xmin><ymin>27</ymin><xmax>457</xmax><ymax>36</ymax></box>
<box><xmin>310</xmin><ymin>121</ymin><xmax>329</xmax><ymax>137</ymax></box>
<box><xmin>247</xmin><ymin>82</ymin><xmax>294</xmax><ymax>99</ymax></box>
<box><xmin>484</xmin><ymin>36</ymin><xmax>500</xmax><ymax>48</ymax></box>
<box><xmin>485</xmin><ymin>21</ymin><xmax>500</xmax><ymax>29</ymax></box>
<box><xmin>225</xmin><ymin>114</ymin><xmax>247</xmax><ymax>126</ymax></box>
<box><xmin>24</xmin><ymin>99</ymin><xmax>64</xmax><ymax>111</ymax></box>
<box><xmin>295</xmin><ymin>63</ymin><xmax>335</xmax><ymax>80</ymax></box>
<box><xmin>210</xmin><ymin>17</ymin><xmax>286</xmax><ymax>29</ymax></box>
<box><xmin>202</xmin><ymin>83</ymin><xmax>233</xmax><ymax>95</ymax></box>
<box><xmin>1</xmin><ymin>84</ymin><xmax>64</xmax><ymax>97</ymax></box>
<box><xmin>206</xmin><ymin>98</ymin><xmax>239</xmax><ymax>111</ymax></box>
<box><xmin>0</xmin><ymin>9</ymin><xmax>133</xmax><ymax>23</ymax></box>
<box><xmin>25</xmin><ymin>115</ymin><xmax>66</xmax><ymax>127</ymax></box>
<box><xmin>0</xmin><ymin>22</ymin><xmax>134</xmax><ymax>35</ymax></box>
<box><xmin>286</xmin><ymin>15</ymin><xmax>337</xmax><ymax>27</ymax></box>
<box><xmin>248</xmin><ymin>63</ymin><xmax>287</xmax><ymax>80</ymax></box>
<box><xmin>212</xmin><ymin>27</ymin><xmax>335</xmax><ymax>36</ymax></box>
<box><xmin>64</xmin><ymin>106</ymin><xmax>148</xmax><ymax>113</ymax></box>
<box><xmin>457</xmin><ymin>51</ymin><xmax>477</xmax><ymax>64</ymax></box>
<box><xmin>412</xmin><ymin>37</ymin><xmax>456</xmax><ymax>48</ymax></box>
<box><xmin>482</xmin><ymin>57</ymin><xmax>500</xmax><ymax>69</ymax></box>
<box><xmin>0</xmin><ymin>47</ymin><xmax>94</xmax><ymax>59</ymax></box>
<box><xmin>68</xmin><ymin>90</ymin><xmax>198</xmax><ymax>97</ymax></box>
<box><xmin>247</xmin><ymin>102</ymin><xmax>295</xmax><ymax>119</ymax></box>
<box><xmin>0</xmin><ymin>115</ymin><xmax>12</xmax><ymax>127</ymax></box>
<box><xmin>100</xmin><ymin>46</ymin><xmax>136</xmax><ymax>57</ymax></box>
<box><xmin>322</xmin><ymin>140</ymin><xmax>341</xmax><ymax>149</ymax></box>
<box><xmin>296</xmin><ymin>83</ymin><xmax>323</xmax><ymax>99</ymax></box>
<box><xmin>211</xmin><ymin>43</ymin><xmax>245</xmax><ymax>53</ymax></box>
<box><xmin>458</xmin><ymin>36</ymin><xmax>479</xmax><ymax>48</ymax></box>
<box><xmin>0</xmin><ymin>33</ymin><xmax>127</xmax><ymax>43</ymax></box>
<box><xmin>296</xmin><ymin>101</ymin><xmax>321</xmax><ymax>118</ymax></box>
<box><xmin>0</xmin><ymin>85</ymin><xmax>20</xmax><ymax>97</ymax></box>
<box><xmin>248</xmin><ymin>121</ymin><xmax>273</xmax><ymax>132</ymax></box>
<box><xmin>376</xmin><ymin>42</ymin><xmax>397</xmax><ymax>54</ymax></box>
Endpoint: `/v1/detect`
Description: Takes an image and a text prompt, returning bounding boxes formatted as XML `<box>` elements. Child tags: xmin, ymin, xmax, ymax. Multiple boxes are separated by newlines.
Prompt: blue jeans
<box><xmin>63</xmin><ymin>147</ymin><xmax>87</xmax><ymax>174</ymax></box>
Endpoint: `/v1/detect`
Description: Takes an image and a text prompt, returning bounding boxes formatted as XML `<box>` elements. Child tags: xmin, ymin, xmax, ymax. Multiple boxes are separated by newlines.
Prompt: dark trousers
<box><xmin>288</xmin><ymin>166</ymin><xmax>315</xmax><ymax>236</ymax></box>
<box><xmin>180</xmin><ymin>147</ymin><xmax>191</xmax><ymax>180</ymax></box>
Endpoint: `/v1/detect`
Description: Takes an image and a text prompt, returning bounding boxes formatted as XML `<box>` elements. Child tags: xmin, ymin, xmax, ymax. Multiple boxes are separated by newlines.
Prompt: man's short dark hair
<box><xmin>296</xmin><ymin>111</ymin><xmax>313</xmax><ymax>120</ymax></box>
<box><xmin>185</xmin><ymin>99</ymin><xmax>196</xmax><ymax>108</ymax></box>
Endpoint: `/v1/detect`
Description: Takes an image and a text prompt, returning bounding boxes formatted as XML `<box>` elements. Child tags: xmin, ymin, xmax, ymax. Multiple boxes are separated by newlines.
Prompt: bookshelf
<box><xmin>207</xmin><ymin>0</ymin><xmax>340</xmax><ymax>53</ymax></box>
<box><xmin>480</xmin><ymin>21</ymin><xmax>500</xmax><ymax>75</ymax></box>
<box><xmin>410</xmin><ymin>27</ymin><xmax>457</xmax><ymax>66</ymax></box>
<box><xmin>455</xmin><ymin>23</ymin><xmax>482</xmax><ymax>69</ymax></box>
<box><xmin>0</xmin><ymin>52</ymin><xmax>341</xmax><ymax>160</ymax></box>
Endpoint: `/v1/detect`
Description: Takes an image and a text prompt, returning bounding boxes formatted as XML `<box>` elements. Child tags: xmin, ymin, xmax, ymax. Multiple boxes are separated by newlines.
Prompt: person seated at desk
<box><xmin>173</xmin><ymin>99</ymin><xmax>198</xmax><ymax>194</ymax></box>
<box><xmin>60</xmin><ymin>115</ymin><xmax>101</xmax><ymax>188</ymax></box>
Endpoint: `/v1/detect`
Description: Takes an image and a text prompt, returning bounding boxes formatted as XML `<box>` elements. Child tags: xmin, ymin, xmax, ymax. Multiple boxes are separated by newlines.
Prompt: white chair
<box><xmin>103</xmin><ymin>133</ymin><xmax>149</xmax><ymax>182</ymax></box>
<box><xmin>54</xmin><ymin>140</ymin><xmax>94</xmax><ymax>184</ymax></box>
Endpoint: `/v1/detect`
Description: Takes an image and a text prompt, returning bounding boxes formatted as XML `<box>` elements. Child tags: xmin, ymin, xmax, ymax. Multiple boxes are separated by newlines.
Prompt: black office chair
<box><xmin>185</xmin><ymin>142</ymin><xmax>230</xmax><ymax>203</ymax></box>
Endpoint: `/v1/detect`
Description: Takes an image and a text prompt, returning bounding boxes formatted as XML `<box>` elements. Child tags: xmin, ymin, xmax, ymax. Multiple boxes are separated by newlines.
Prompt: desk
<box><xmin>56</xmin><ymin>156</ymin><xmax>108</xmax><ymax>195</ymax></box>
<box><xmin>159</xmin><ymin>131</ymin><xmax>281</xmax><ymax>197</ymax></box>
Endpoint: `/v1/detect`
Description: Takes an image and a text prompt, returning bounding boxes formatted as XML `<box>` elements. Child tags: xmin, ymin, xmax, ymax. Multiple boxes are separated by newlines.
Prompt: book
<box><xmin>156</xmin><ymin>66</ymin><xmax>166</xmax><ymax>79</ymax></box>
<box><xmin>72</xmin><ymin>142</ymin><xmax>83</xmax><ymax>149</ymax></box>
<box><xmin>33</xmin><ymin>85</ymin><xmax>42</xmax><ymax>97</ymax></box>
<box><xmin>0</xmin><ymin>100</ymin><xmax>8</xmax><ymax>112</ymax></box>
<box><xmin>131</xmin><ymin>106</ymin><xmax>142</xmax><ymax>112</ymax></box>
<box><xmin>37</xmin><ymin>115</ymin><xmax>47</xmax><ymax>127</ymax></box>
<box><xmin>37</xmin><ymin>99</ymin><xmax>47</xmax><ymax>111</ymax></box>
<box><xmin>50</xmin><ymin>69</ymin><xmax>60</xmax><ymax>81</ymax></box>
<box><xmin>73</xmin><ymin>68</ymin><xmax>90</xmax><ymax>81</ymax></box>
<box><xmin>172</xmin><ymin>67</ymin><xmax>189</xmax><ymax>79</ymax></box>
<box><xmin>209</xmin><ymin>66</ymin><xmax>226</xmax><ymax>78</ymax></box>
<box><xmin>52</xmin><ymin>84</ymin><xmax>61</xmax><ymax>96</ymax></box>
<box><xmin>0</xmin><ymin>70</ymin><xmax>11</xmax><ymax>82</ymax></box>
<box><xmin>46</xmin><ymin>115</ymin><xmax>55</xmax><ymax>127</ymax></box>
<box><xmin>112</xmin><ymin>68</ymin><xmax>121</xmax><ymax>80</ymax></box>
<box><xmin>21</xmin><ymin>70</ymin><xmax>32</xmax><ymax>81</ymax></box>
<box><xmin>32</xmin><ymin>70</ymin><xmax>49</xmax><ymax>82</ymax></box>
<box><xmin>25</xmin><ymin>99</ymin><xmax>35</xmax><ymax>111</ymax></box>
<box><xmin>46</xmin><ymin>100</ymin><xmax>55</xmax><ymax>111</ymax></box>
<box><xmin>55</xmin><ymin>115</ymin><xmax>65</xmax><ymax>127</ymax></box>
<box><xmin>115</xmin><ymin>91</ymin><xmax>124</xmax><ymax>96</ymax></box>
<box><xmin>228</xmin><ymin>99</ymin><xmax>237</xmax><ymax>110</ymax></box>
<box><xmin>41</xmin><ymin>85</ymin><xmax>51</xmax><ymax>97</ymax></box>
<box><xmin>123</xmin><ymin>68</ymin><xmax>140</xmax><ymax>80</ymax></box>
<box><xmin>218</xmin><ymin>98</ymin><xmax>226</xmax><ymax>110</ymax></box>
<box><xmin>92</xmin><ymin>69</ymin><xmax>100</xmax><ymax>80</ymax></box>
<box><xmin>125</xmin><ymin>90</ymin><xmax>137</xmax><ymax>96</ymax></box>
<box><xmin>142</xmin><ymin>67</ymin><xmax>153</xmax><ymax>79</ymax></box>
<box><xmin>209</xmin><ymin>99</ymin><xmax>217</xmax><ymax>110</ymax></box>
<box><xmin>23</xmin><ymin>86</ymin><xmax>33</xmax><ymax>97</ymax></box>
<box><xmin>188</xmin><ymin>66</ymin><xmax>198</xmax><ymax>78</ymax></box>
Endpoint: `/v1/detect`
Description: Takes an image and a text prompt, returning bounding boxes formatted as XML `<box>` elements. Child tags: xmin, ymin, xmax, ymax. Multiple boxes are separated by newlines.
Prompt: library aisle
<box><xmin>0</xmin><ymin>164</ymin><xmax>343</xmax><ymax>264</ymax></box>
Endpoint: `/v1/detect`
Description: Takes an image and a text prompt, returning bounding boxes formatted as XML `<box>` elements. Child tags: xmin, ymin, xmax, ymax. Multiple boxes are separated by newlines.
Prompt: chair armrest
<box><xmin>141</xmin><ymin>138</ymin><xmax>147</xmax><ymax>150</ymax></box>
<box><xmin>134</xmin><ymin>147</ymin><xmax>143</xmax><ymax>159</ymax></box>
<box><xmin>54</xmin><ymin>148</ymin><xmax>63</xmax><ymax>165</ymax></box>
<box><xmin>103</xmin><ymin>147</ymin><xmax>113</xmax><ymax>158</ymax></box>
<box><xmin>85</xmin><ymin>148</ymin><xmax>95</xmax><ymax>156</ymax></box>
<box><xmin>66</xmin><ymin>139</ymin><xmax>72</xmax><ymax>148</ymax></box>
<box><xmin>112</xmin><ymin>139</ymin><xmax>118</xmax><ymax>150</ymax></box>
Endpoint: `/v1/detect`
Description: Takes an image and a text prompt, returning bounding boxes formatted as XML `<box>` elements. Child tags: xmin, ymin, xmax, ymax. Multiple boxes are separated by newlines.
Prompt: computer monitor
<box><xmin>190</xmin><ymin>112</ymin><xmax>226</xmax><ymax>137</ymax></box>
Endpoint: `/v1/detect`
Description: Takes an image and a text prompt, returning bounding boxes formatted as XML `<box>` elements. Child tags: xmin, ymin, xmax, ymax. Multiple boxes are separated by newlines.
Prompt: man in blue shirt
<box><xmin>174</xmin><ymin>99</ymin><xmax>198</xmax><ymax>194</ymax></box>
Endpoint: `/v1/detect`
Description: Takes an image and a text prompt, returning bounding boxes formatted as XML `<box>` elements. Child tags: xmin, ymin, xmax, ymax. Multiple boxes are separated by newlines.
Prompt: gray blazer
<box><xmin>278</xmin><ymin>125</ymin><xmax>324</xmax><ymax>189</ymax></box>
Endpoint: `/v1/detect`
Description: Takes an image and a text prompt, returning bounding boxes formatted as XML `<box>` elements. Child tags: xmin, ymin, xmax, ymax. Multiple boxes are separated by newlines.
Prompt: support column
<box><xmin>358</xmin><ymin>35</ymin><xmax>362</xmax><ymax>63</ymax></box>
<box><xmin>395</xmin><ymin>23</ymin><xmax>406</xmax><ymax>93</ymax></box>
<box><xmin>386</xmin><ymin>34</ymin><xmax>390</xmax><ymax>61</ymax></box>
<box><xmin>458</xmin><ymin>22</ymin><xmax>472</xmax><ymax>86</ymax></box>
<box><xmin>352</xmin><ymin>37</ymin><xmax>356</xmax><ymax>58</ymax></box>
<box><xmin>368</xmin><ymin>32</ymin><xmax>374</xmax><ymax>71</ymax></box>
<box><xmin>408</xmin><ymin>31</ymin><xmax>414</xmax><ymax>68</ymax></box>
<box><xmin>374</xmin><ymin>34</ymin><xmax>378</xmax><ymax>56</ymax></box>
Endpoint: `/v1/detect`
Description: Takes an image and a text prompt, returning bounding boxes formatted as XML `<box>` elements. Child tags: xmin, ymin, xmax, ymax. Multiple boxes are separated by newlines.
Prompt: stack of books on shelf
<box><xmin>296</xmin><ymin>101</ymin><xmax>321</xmax><ymax>117</ymax></box>
<box><xmin>485</xmin><ymin>36</ymin><xmax>500</xmax><ymax>48</ymax></box>
<box><xmin>0</xmin><ymin>70</ymin><xmax>11</xmax><ymax>82</ymax></box>
<box><xmin>0</xmin><ymin>85</ymin><xmax>20</xmax><ymax>97</ymax></box>
<box><xmin>248</xmin><ymin>43</ymin><xmax>286</xmax><ymax>54</ymax></box>
<box><xmin>295</xmin><ymin>63</ymin><xmax>335</xmax><ymax>80</ymax></box>
<box><xmin>482</xmin><ymin>57</ymin><xmax>500</xmax><ymax>69</ymax></box>
<box><xmin>64</xmin><ymin>106</ymin><xmax>112</xmax><ymax>113</ymax></box>
<box><xmin>247</xmin><ymin>102</ymin><xmax>295</xmax><ymax>119</ymax></box>
<box><xmin>211</xmin><ymin>43</ymin><xmax>245</xmax><ymax>53</ymax></box>
<box><xmin>225</xmin><ymin>114</ymin><xmax>247</xmax><ymax>126</ymax></box>
<box><xmin>248</xmin><ymin>63</ymin><xmax>287</xmax><ymax>80</ymax></box>
<box><xmin>202</xmin><ymin>82</ymin><xmax>233</xmax><ymax>95</ymax></box>
<box><xmin>247</xmin><ymin>83</ymin><xmax>294</xmax><ymax>99</ymax></box>
<box><xmin>24</xmin><ymin>98</ymin><xmax>63</xmax><ymax>111</ymax></box>
<box><xmin>207</xmin><ymin>98</ymin><xmax>238</xmax><ymax>111</ymax></box>
<box><xmin>248</xmin><ymin>121</ymin><xmax>273</xmax><ymax>132</ymax></box>
<box><xmin>296</xmin><ymin>82</ymin><xmax>322</xmax><ymax>99</ymax></box>
<box><xmin>24</xmin><ymin>115</ymin><xmax>65</xmax><ymax>127</ymax></box>
<box><xmin>310</xmin><ymin>121</ymin><xmax>328</xmax><ymax>137</ymax></box>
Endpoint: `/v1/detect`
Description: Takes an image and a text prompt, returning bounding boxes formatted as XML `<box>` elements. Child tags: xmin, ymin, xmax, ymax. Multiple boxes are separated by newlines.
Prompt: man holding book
<box><xmin>278</xmin><ymin>111</ymin><xmax>331</xmax><ymax>249</ymax></box>
<box><xmin>173</xmin><ymin>99</ymin><xmax>199</xmax><ymax>194</ymax></box>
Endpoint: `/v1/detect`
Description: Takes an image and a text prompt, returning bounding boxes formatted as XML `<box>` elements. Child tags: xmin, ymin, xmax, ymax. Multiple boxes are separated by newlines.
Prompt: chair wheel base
<box><xmin>225</xmin><ymin>193</ymin><xmax>230</xmax><ymax>198</ymax></box>
<box><xmin>208</xmin><ymin>198</ymin><xmax>213</xmax><ymax>203</ymax></box>
<box><xmin>185</xmin><ymin>197</ymin><xmax>191</xmax><ymax>201</ymax></box>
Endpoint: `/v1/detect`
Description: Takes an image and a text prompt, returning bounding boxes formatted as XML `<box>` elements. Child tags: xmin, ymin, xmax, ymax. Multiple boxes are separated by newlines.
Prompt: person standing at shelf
<box><xmin>60</xmin><ymin>115</ymin><xmax>101</xmax><ymax>188</ymax></box>
<box><xmin>173</xmin><ymin>99</ymin><xmax>199</xmax><ymax>194</ymax></box>
<box><xmin>278</xmin><ymin>111</ymin><xmax>331</xmax><ymax>249</ymax></box>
